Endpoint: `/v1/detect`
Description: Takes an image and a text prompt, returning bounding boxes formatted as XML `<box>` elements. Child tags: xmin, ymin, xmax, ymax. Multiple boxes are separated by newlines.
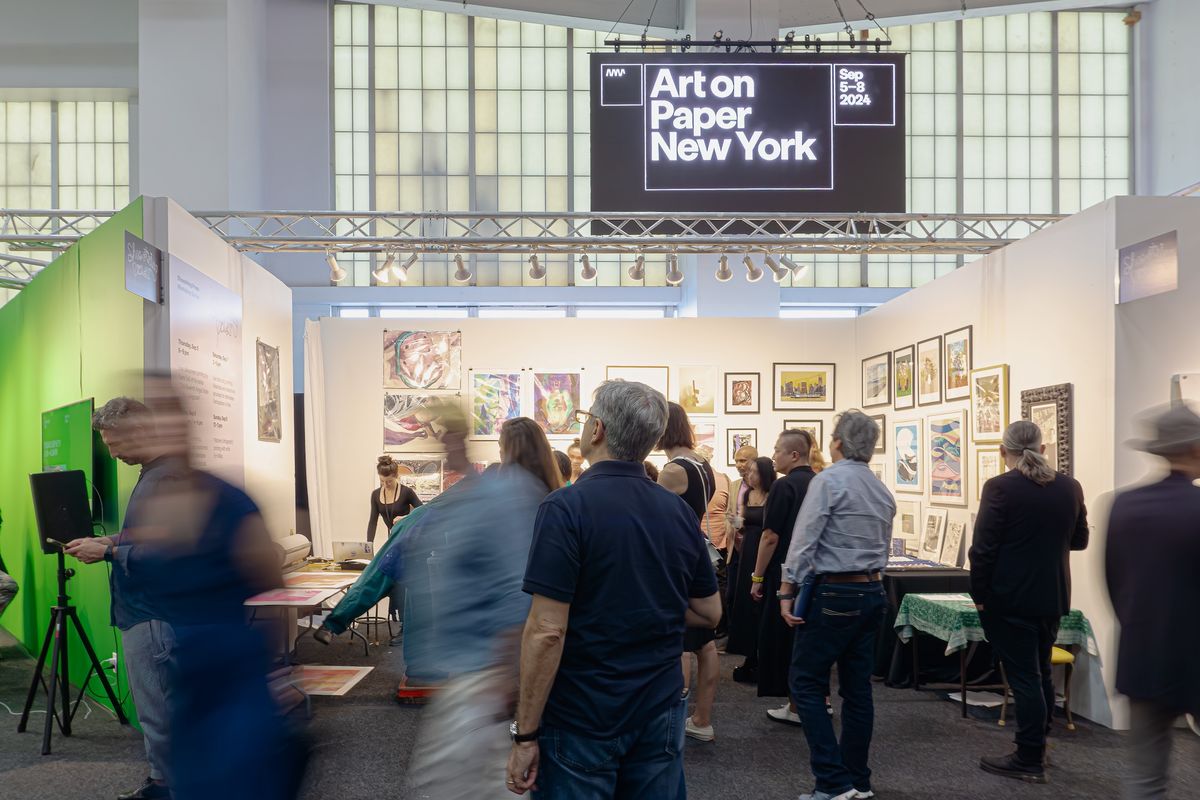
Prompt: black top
<box><xmin>968</xmin><ymin>470</ymin><xmax>1089</xmax><ymax>618</ymax></box>
<box><xmin>1106</xmin><ymin>472</ymin><xmax>1200</xmax><ymax>714</ymax></box>
<box><xmin>367</xmin><ymin>485</ymin><xmax>421</xmax><ymax>543</ymax></box>
<box><xmin>743</xmin><ymin>502</ymin><xmax>765</xmax><ymax>530</ymax></box>
<box><xmin>670</xmin><ymin>456</ymin><xmax>716</xmax><ymax>521</ymax></box>
<box><xmin>762</xmin><ymin>466</ymin><xmax>817</xmax><ymax>560</ymax></box>
<box><xmin>523</xmin><ymin>459</ymin><xmax>718</xmax><ymax>739</ymax></box>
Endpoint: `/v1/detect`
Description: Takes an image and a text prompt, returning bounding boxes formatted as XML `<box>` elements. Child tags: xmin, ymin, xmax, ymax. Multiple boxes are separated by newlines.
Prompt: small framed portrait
<box><xmin>724</xmin><ymin>372</ymin><xmax>761</xmax><ymax>414</ymax></box>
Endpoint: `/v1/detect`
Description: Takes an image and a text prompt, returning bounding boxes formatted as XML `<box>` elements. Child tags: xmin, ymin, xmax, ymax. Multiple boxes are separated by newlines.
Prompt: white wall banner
<box><xmin>168</xmin><ymin>254</ymin><xmax>245</xmax><ymax>484</ymax></box>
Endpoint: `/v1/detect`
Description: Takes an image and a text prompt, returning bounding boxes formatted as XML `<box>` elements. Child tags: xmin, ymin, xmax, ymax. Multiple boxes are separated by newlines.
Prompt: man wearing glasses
<box><xmin>506</xmin><ymin>381</ymin><xmax>722</xmax><ymax>799</ymax></box>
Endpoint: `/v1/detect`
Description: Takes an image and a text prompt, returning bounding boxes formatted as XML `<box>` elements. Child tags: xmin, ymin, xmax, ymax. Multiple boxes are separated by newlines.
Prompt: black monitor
<box><xmin>29</xmin><ymin>470</ymin><xmax>93</xmax><ymax>554</ymax></box>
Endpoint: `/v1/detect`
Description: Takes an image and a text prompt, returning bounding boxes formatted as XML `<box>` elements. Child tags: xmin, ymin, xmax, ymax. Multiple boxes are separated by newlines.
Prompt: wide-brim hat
<box><xmin>1129</xmin><ymin>403</ymin><xmax>1200</xmax><ymax>455</ymax></box>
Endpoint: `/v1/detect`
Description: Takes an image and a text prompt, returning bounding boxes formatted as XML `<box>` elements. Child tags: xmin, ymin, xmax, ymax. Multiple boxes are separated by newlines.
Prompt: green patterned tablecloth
<box><xmin>894</xmin><ymin>593</ymin><xmax>1099</xmax><ymax>657</ymax></box>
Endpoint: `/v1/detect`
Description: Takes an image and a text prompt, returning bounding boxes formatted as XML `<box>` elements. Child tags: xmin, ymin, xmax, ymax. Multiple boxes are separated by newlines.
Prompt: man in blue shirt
<box><xmin>779</xmin><ymin>411</ymin><xmax>896</xmax><ymax>800</ymax></box>
<box><xmin>506</xmin><ymin>380</ymin><xmax>722</xmax><ymax>800</ymax></box>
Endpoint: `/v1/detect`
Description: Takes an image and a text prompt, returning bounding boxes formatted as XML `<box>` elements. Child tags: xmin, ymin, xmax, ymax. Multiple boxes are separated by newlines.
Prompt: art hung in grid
<box><xmin>606</xmin><ymin>365</ymin><xmax>669</xmax><ymax>399</ymax></box>
<box><xmin>861</xmin><ymin>352</ymin><xmax>892</xmax><ymax>409</ymax></box>
<box><xmin>255</xmin><ymin>339</ymin><xmax>282</xmax><ymax>443</ymax></box>
<box><xmin>944</xmin><ymin>325</ymin><xmax>973</xmax><ymax>401</ymax></box>
<box><xmin>726</xmin><ymin>428</ymin><xmax>757</xmax><ymax>465</ymax></box>
<box><xmin>533</xmin><ymin>371</ymin><xmax>582</xmax><ymax>437</ymax></box>
<box><xmin>893</xmin><ymin>344</ymin><xmax>915</xmax><ymax>410</ymax></box>
<box><xmin>920</xmin><ymin>507</ymin><xmax>949</xmax><ymax>562</ymax></box>
<box><xmin>870</xmin><ymin>413</ymin><xmax>887</xmax><ymax>454</ymax></box>
<box><xmin>970</xmin><ymin>364</ymin><xmax>1009</xmax><ymax>443</ymax></box>
<box><xmin>773</xmin><ymin>363</ymin><xmax>835</xmax><ymax>411</ymax></box>
<box><xmin>975</xmin><ymin>447</ymin><xmax>1007</xmax><ymax>500</ymax></box>
<box><xmin>928</xmin><ymin>411</ymin><xmax>967</xmax><ymax>506</ymax></box>
<box><xmin>893</xmin><ymin>419</ymin><xmax>923</xmax><ymax>494</ymax></box>
<box><xmin>383</xmin><ymin>330</ymin><xmax>462</xmax><ymax>390</ymax></box>
<box><xmin>1021</xmin><ymin>383</ymin><xmax>1073</xmax><ymax>475</ymax></box>
<box><xmin>678</xmin><ymin>365</ymin><xmax>718</xmax><ymax>415</ymax></box>
<box><xmin>383</xmin><ymin>393</ymin><xmax>439</xmax><ymax>451</ymax></box>
<box><xmin>893</xmin><ymin>500</ymin><xmax>921</xmax><ymax>556</ymax></box>
<box><xmin>784</xmin><ymin>420</ymin><xmax>824</xmax><ymax>452</ymax></box>
<box><xmin>724</xmin><ymin>372</ymin><xmax>761</xmax><ymax>414</ymax></box>
<box><xmin>470</xmin><ymin>371</ymin><xmax>522</xmax><ymax>438</ymax></box>
<box><xmin>916</xmin><ymin>336</ymin><xmax>942</xmax><ymax>406</ymax></box>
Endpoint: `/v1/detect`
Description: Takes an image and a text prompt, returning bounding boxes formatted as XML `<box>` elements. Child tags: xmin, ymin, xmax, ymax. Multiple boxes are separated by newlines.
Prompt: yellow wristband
<box><xmin>751</xmin><ymin>575</ymin><xmax>764</xmax><ymax>584</ymax></box>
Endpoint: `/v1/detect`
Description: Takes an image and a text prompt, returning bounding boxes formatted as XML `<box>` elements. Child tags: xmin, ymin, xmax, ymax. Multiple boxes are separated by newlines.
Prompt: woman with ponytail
<box><xmin>367</xmin><ymin>454</ymin><xmax>422</xmax><ymax>544</ymax></box>
<box><xmin>968</xmin><ymin>419</ymin><xmax>1090</xmax><ymax>785</ymax></box>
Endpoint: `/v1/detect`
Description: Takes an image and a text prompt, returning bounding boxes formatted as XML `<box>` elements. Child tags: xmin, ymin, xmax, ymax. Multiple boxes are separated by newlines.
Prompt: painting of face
<box><xmin>533</xmin><ymin>372</ymin><xmax>581</xmax><ymax>436</ymax></box>
<box><xmin>471</xmin><ymin>372</ymin><xmax>522</xmax><ymax>438</ymax></box>
<box><xmin>384</xmin><ymin>330</ymin><xmax>462</xmax><ymax>390</ymax></box>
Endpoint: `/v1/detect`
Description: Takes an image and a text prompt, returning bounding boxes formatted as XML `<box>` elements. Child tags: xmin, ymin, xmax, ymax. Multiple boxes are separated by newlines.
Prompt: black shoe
<box><xmin>117</xmin><ymin>778</ymin><xmax>171</xmax><ymax>800</ymax></box>
<box><xmin>731</xmin><ymin>664</ymin><xmax>758</xmax><ymax>683</ymax></box>
<box><xmin>979</xmin><ymin>753</ymin><xmax>1047</xmax><ymax>784</ymax></box>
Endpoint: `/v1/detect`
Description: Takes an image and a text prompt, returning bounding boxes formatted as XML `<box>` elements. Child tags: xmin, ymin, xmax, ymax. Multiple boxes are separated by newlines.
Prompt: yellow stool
<box><xmin>998</xmin><ymin>646</ymin><xmax>1076</xmax><ymax>731</ymax></box>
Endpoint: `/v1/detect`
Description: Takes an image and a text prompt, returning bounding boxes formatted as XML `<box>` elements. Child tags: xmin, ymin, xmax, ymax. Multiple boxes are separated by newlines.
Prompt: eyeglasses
<box><xmin>573</xmin><ymin>409</ymin><xmax>599</xmax><ymax>426</ymax></box>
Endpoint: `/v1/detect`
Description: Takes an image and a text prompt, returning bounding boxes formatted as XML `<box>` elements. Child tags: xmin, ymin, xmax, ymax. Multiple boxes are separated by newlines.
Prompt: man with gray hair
<box><xmin>506</xmin><ymin>380</ymin><xmax>722</xmax><ymax>799</ymax></box>
<box><xmin>778</xmin><ymin>411</ymin><xmax>896</xmax><ymax>800</ymax></box>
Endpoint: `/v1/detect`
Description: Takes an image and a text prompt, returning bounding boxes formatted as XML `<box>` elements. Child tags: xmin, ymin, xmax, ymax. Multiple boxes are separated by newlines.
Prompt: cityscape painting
<box><xmin>773</xmin><ymin>362</ymin><xmax>836</xmax><ymax>411</ymax></box>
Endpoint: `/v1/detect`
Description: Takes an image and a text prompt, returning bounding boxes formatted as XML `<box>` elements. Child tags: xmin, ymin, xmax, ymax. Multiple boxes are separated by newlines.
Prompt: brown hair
<box><xmin>500</xmin><ymin>417</ymin><xmax>563</xmax><ymax>494</ymax></box>
<box><xmin>377</xmin><ymin>455</ymin><xmax>400</xmax><ymax>478</ymax></box>
<box><xmin>553</xmin><ymin>450</ymin><xmax>572</xmax><ymax>482</ymax></box>
<box><xmin>657</xmin><ymin>402</ymin><xmax>695</xmax><ymax>451</ymax></box>
<box><xmin>568</xmin><ymin>437</ymin><xmax>582</xmax><ymax>453</ymax></box>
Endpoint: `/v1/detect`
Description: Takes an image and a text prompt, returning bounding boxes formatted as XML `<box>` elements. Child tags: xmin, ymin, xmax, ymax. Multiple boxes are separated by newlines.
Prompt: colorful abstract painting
<box><xmin>383</xmin><ymin>393</ymin><xmax>438</xmax><ymax>451</ymax></box>
<box><xmin>928</xmin><ymin>412</ymin><xmax>966</xmax><ymax>505</ymax></box>
<box><xmin>384</xmin><ymin>330</ymin><xmax>462</xmax><ymax>390</ymax></box>
<box><xmin>471</xmin><ymin>371</ymin><xmax>522</xmax><ymax>438</ymax></box>
<box><xmin>533</xmin><ymin>372</ymin><xmax>581</xmax><ymax>436</ymax></box>
<box><xmin>893</xmin><ymin>419</ymin><xmax>922</xmax><ymax>493</ymax></box>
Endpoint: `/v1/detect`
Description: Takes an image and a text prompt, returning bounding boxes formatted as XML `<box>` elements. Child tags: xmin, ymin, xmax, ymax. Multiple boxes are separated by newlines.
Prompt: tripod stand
<box><xmin>17</xmin><ymin>550</ymin><xmax>128</xmax><ymax>754</ymax></box>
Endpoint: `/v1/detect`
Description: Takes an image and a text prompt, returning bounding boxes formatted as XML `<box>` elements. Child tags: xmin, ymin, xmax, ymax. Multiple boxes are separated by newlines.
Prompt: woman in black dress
<box><xmin>727</xmin><ymin>457</ymin><xmax>776</xmax><ymax>682</ymax></box>
<box><xmin>367</xmin><ymin>455</ymin><xmax>422</xmax><ymax>545</ymax></box>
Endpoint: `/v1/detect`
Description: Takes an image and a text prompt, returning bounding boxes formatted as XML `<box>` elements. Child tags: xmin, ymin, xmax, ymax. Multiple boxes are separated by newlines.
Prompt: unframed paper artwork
<box><xmin>471</xmin><ymin>372</ymin><xmax>522</xmax><ymax>437</ymax></box>
<box><xmin>920</xmin><ymin>509</ymin><xmax>948</xmax><ymax>561</ymax></box>
<box><xmin>679</xmin><ymin>366</ymin><xmax>717</xmax><ymax>415</ymax></box>
<box><xmin>941</xmin><ymin>518</ymin><xmax>967</xmax><ymax>566</ymax></box>
<box><xmin>929</xmin><ymin>414</ymin><xmax>965</xmax><ymax>504</ymax></box>
<box><xmin>383</xmin><ymin>394</ymin><xmax>438</xmax><ymax>451</ymax></box>
<box><xmin>384</xmin><ymin>330</ymin><xmax>462</xmax><ymax>390</ymax></box>
<box><xmin>533</xmin><ymin>372</ymin><xmax>581</xmax><ymax>436</ymax></box>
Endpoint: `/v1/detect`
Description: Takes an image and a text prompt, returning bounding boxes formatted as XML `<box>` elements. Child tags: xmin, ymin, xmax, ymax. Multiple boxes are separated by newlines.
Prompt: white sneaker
<box><xmin>767</xmin><ymin>703</ymin><xmax>803</xmax><ymax>726</ymax></box>
<box><xmin>853</xmin><ymin>791</ymin><xmax>875</xmax><ymax>799</ymax></box>
<box><xmin>684</xmin><ymin>716</ymin><xmax>714</xmax><ymax>742</ymax></box>
<box><xmin>797</xmin><ymin>790</ymin><xmax>857</xmax><ymax>800</ymax></box>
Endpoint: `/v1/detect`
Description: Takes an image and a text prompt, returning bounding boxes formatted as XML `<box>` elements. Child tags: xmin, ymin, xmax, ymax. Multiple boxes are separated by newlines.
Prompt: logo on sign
<box><xmin>600</xmin><ymin>63</ymin><xmax>643</xmax><ymax>107</ymax></box>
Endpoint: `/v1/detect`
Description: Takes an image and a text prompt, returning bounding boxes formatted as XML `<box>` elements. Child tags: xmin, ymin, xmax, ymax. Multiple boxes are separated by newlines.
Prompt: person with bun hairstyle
<box><xmin>368</xmin><ymin>455</ymin><xmax>422</xmax><ymax>545</ymax></box>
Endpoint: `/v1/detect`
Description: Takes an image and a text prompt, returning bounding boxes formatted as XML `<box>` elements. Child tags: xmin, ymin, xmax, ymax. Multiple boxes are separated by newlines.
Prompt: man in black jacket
<box><xmin>968</xmin><ymin>420</ymin><xmax>1089</xmax><ymax>784</ymax></box>
<box><xmin>1107</xmin><ymin>404</ymin><xmax>1200</xmax><ymax>799</ymax></box>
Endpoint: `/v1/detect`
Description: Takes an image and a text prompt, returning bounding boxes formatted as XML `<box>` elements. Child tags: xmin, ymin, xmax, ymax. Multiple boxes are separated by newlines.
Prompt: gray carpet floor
<box><xmin>2</xmin><ymin>625</ymin><xmax>1198</xmax><ymax>799</ymax></box>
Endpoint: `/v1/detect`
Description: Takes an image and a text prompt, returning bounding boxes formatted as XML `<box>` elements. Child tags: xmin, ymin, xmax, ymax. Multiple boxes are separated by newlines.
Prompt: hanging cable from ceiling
<box><xmin>853</xmin><ymin>0</ymin><xmax>891</xmax><ymax>38</ymax></box>
<box><xmin>608</xmin><ymin>0</ymin><xmax>640</xmax><ymax>38</ymax></box>
<box><xmin>832</xmin><ymin>0</ymin><xmax>855</xmax><ymax>37</ymax></box>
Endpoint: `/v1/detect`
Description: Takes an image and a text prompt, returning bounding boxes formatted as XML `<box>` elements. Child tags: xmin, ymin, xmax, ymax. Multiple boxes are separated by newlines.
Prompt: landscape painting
<box><xmin>944</xmin><ymin>326</ymin><xmax>973</xmax><ymax>400</ymax></box>
<box><xmin>894</xmin><ymin>345</ymin><xmax>915</xmax><ymax>410</ymax></box>
<box><xmin>862</xmin><ymin>352</ymin><xmax>892</xmax><ymax>409</ymax></box>
<box><xmin>773</xmin><ymin>363</ymin><xmax>836</xmax><ymax>411</ymax></box>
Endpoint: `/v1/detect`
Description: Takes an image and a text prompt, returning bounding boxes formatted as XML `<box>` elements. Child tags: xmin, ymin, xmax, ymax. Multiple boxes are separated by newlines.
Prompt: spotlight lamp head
<box><xmin>715</xmin><ymin>254</ymin><xmax>733</xmax><ymax>282</ymax></box>
<box><xmin>713</xmin><ymin>30</ymin><xmax>724</xmax><ymax>41</ymax></box>
<box><xmin>452</xmin><ymin>253</ymin><xmax>472</xmax><ymax>283</ymax></box>
<box><xmin>785</xmin><ymin>30</ymin><xmax>796</xmax><ymax>42</ymax></box>
<box><xmin>628</xmin><ymin>254</ymin><xmax>646</xmax><ymax>281</ymax></box>
<box><xmin>780</xmin><ymin>255</ymin><xmax>811</xmax><ymax>280</ymax></box>
<box><xmin>579</xmin><ymin>254</ymin><xmax>597</xmax><ymax>282</ymax></box>
<box><xmin>372</xmin><ymin>251</ymin><xmax>397</xmax><ymax>284</ymax></box>
<box><xmin>326</xmin><ymin>250</ymin><xmax>348</xmax><ymax>283</ymax></box>
<box><xmin>398</xmin><ymin>252</ymin><xmax>418</xmax><ymax>283</ymax></box>
<box><xmin>665</xmin><ymin>253</ymin><xmax>684</xmax><ymax>285</ymax></box>
<box><xmin>743</xmin><ymin>255</ymin><xmax>763</xmax><ymax>283</ymax></box>
<box><xmin>764</xmin><ymin>254</ymin><xmax>790</xmax><ymax>283</ymax></box>
<box><xmin>528</xmin><ymin>253</ymin><xmax>546</xmax><ymax>280</ymax></box>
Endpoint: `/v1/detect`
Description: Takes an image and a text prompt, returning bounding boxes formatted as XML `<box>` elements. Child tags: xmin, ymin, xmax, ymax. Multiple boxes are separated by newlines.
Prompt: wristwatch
<box><xmin>509</xmin><ymin>720</ymin><xmax>540</xmax><ymax>743</ymax></box>
<box><xmin>777</xmin><ymin>592</ymin><xmax>796</xmax><ymax>600</ymax></box>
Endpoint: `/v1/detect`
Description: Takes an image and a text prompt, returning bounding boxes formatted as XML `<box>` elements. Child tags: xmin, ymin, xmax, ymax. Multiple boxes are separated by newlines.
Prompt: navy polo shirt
<box><xmin>523</xmin><ymin>458</ymin><xmax>718</xmax><ymax>739</ymax></box>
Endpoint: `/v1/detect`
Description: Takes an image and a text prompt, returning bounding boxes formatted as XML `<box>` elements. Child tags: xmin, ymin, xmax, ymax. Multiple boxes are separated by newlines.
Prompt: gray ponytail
<box><xmin>1002</xmin><ymin>420</ymin><xmax>1056</xmax><ymax>486</ymax></box>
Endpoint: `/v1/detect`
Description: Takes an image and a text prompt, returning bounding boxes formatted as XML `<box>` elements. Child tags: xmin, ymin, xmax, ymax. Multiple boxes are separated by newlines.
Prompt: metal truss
<box><xmin>0</xmin><ymin>209</ymin><xmax>1064</xmax><ymax>286</ymax></box>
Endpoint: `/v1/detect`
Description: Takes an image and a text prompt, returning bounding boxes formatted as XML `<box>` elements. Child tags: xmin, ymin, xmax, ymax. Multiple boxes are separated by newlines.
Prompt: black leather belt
<box><xmin>818</xmin><ymin>571</ymin><xmax>883</xmax><ymax>584</ymax></box>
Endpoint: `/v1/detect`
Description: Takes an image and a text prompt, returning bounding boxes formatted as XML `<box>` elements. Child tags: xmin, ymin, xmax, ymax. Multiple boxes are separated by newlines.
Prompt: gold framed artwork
<box><xmin>773</xmin><ymin>362</ymin><xmax>835</xmax><ymax>411</ymax></box>
<box><xmin>606</xmin><ymin>365</ymin><xmax>669</xmax><ymax>399</ymax></box>
<box><xmin>970</xmin><ymin>364</ymin><xmax>1009</xmax><ymax>443</ymax></box>
<box><xmin>916</xmin><ymin>336</ymin><xmax>942</xmax><ymax>406</ymax></box>
<box><xmin>893</xmin><ymin>344</ymin><xmax>915</xmax><ymax>410</ymax></box>
<box><xmin>678</xmin><ymin>365</ymin><xmax>718</xmax><ymax>414</ymax></box>
<box><xmin>975</xmin><ymin>447</ymin><xmax>1007</xmax><ymax>500</ymax></box>
<box><xmin>724</xmin><ymin>372</ymin><xmax>761</xmax><ymax>414</ymax></box>
<box><xmin>944</xmin><ymin>325</ymin><xmax>973</xmax><ymax>401</ymax></box>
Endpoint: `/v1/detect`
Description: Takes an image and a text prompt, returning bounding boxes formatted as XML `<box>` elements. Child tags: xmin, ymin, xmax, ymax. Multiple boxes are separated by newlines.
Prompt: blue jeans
<box><xmin>534</xmin><ymin>698</ymin><xmax>687</xmax><ymax>800</ymax></box>
<box><xmin>121</xmin><ymin>620</ymin><xmax>175</xmax><ymax>782</ymax></box>
<box><xmin>789</xmin><ymin>581</ymin><xmax>887</xmax><ymax>795</ymax></box>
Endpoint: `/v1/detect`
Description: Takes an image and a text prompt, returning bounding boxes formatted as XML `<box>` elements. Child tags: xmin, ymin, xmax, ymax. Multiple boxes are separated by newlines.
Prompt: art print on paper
<box><xmin>916</xmin><ymin>336</ymin><xmax>942</xmax><ymax>406</ymax></box>
<box><xmin>255</xmin><ymin>339</ymin><xmax>281</xmax><ymax>443</ymax></box>
<box><xmin>975</xmin><ymin>448</ymin><xmax>1006</xmax><ymax>500</ymax></box>
<box><xmin>692</xmin><ymin>420</ymin><xmax>717</xmax><ymax>461</ymax></box>
<box><xmin>868</xmin><ymin>461</ymin><xmax>885</xmax><ymax>483</ymax></box>
<box><xmin>970</xmin><ymin>364</ymin><xmax>1009</xmax><ymax>443</ymax></box>
<box><xmin>784</xmin><ymin>420</ymin><xmax>824</xmax><ymax>451</ymax></box>
<box><xmin>944</xmin><ymin>326</ymin><xmax>973</xmax><ymax>401</ymax></box>
<box><xmin>533</xmin><ymin>372</ymin><xmax>581</xmax><ymax>436</ymax></box>
<box><xmin>470</xmin><ymin>372</ymin><xmax>522</xmax><ymax>438</ymax></box>
<box><xmin>920</xmin><ymin>508</ymin><xmax>948</xmax><ymax>562</ymax></box>
<box><xmin>941</xmin><ymin>517</ymin><xmax>967</xmax><ymax>567</ymax></box>
<box><xmin>928</xmin><ymin>411</ymin><xmax>967</xmax><ymax>506</ymax></box>
<box><xmin>870</xmin><ymin>413</ymin><xmax>887</xmax><ymax>454</ymax></box>
<box><xmin>678</xmin><ymin>365</ymin><xmax>718</xmax><ymax>415</ymax></box>
<box><xmin>383</xmin><ymin>393</ymin><xmax>439</xmax><ymax>451</ymax></box>
<box><xmin>396</xmin><ymin>459</ymin><xmax>443</xmax><ymax>502</ymax></box>
<box><xmin>861</xmin><ymin>352</ymin><xmax>892</xmax><ymax>409</ymax></box>
<box><xmin>894</xmin><ymin>500</ymin><xmax>921</xmax><ymax>556</ymax></box>
<box><xmin>726</xmin><ymin>428</ymin><xmax>757</xmax><ymax>465</ymax></box>
<box><xmin>384</xmin><ymin>330</ymin><xmax>462</xmax><ymax>390</ymax></box>
<box><xmin>893</xmin><ymin>345</ymin><xmax>915</xmax><ymax>410</ymax></box>
<box><xmin>1031</xmin><ymin>402</ymin><xmax>1059</xmax><ymax>469</ymax></box>
<box><xmin>724</xmin><ymin>372</ymin><xmax>761</xmax><ymax>414</ymax></box>
<box><xmin>607</xmin><ymin>365</ymin><xmax>669</xmax><ymax>399</ymax></box>
<box><xmin>773</xmin><ymin>363</ymin><xmax>835</xmax><ymax>411</ymax></box>
<box><xmin>1022</xmin><ymin>383</ymin><xmax>1072</xmax><ymax>475</ymax></box>
<box><xmin>893</xmin><ymin>419</ymin><xmax>923</xmax><ymax>494</ymax></box>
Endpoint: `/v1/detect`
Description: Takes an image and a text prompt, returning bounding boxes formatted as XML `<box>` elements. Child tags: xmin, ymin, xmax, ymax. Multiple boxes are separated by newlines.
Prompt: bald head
<box><xmin>733</xmin><ymin>445</ymin><xmax>759</xmax><ymax>477</ymax></box>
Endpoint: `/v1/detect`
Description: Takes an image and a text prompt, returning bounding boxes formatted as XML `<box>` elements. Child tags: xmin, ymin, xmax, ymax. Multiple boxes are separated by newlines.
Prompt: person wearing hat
<box><xmin>1107</xmin><ymin>403</ymin><xmax>1200</xmax><ymax>800</ymax></box>
<box><xmin>968</xmin><ymin>419</ymin><xmax>1090</xmax><ymax>785</ymax></box>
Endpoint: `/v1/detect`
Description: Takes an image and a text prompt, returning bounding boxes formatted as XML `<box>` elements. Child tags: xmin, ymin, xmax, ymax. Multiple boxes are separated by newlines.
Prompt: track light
<box><xmin>452</xmin><ymin>254</ymin><xmax>472</xmax><ymax>282</ymax></box>
<box><xmin>743</xmin><ymin>255</ymin><xmax>763</xmax><ymax>282</ymax></box>
<box><xmin>665</xmin><ymin>253</ymin><xmax>684</xmax><ymax>285</ymax></box>
<box><xmin>764</xmin><ymin>254</ymin><xmax>790</xmax><ymax>283</ymax></box>
<box><xmin>397</xmin><ymin>253</ymin><xmax>418</xmax><ymax>283</ymax></box>
<box><xmin>372</xmin><ymin>251</ymin><xmax>397</xmax><ymax>284</ymax></box>
<box><xmin>780</xmin><ymin>255</ymin><xmax>811</xmax><ymax>280</ymax></box>
<box><xmin>628</xmin><ymin>254</ymin><xmax>646</xmax><ymax>281</ymax></box>
<box><xmin>579</xmin><ymin>254</ymin><xmax>597</xmax><ymax>282</ymax></box>
<box><xmin>326</xmin><ymin>251</ymin><xmax>347</xmax><ymax>283</ymax></box>
<box><xmin>715</xmin><ymin>255</ymin><xmax>733</xmax><ymax>282</ymax></box>
<box><xmin>528</xmin><ymin>254</ymin><xmax>546</xmax><ymax>280</ymax></box>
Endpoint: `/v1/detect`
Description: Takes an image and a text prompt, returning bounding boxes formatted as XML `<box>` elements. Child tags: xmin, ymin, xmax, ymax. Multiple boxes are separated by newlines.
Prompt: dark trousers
<box><xmin>789</xmin><ymin>582</ymin><xmax>887</xmax><ymax>795</ymax></box>
<box><xmin>980</xmin><ymin>612</ymin><xmax>1059</xmax><ymax>763</ymax></box>
<box><xmin>535</xmin><ymin>698</ymin><xmax>687</xmax><ymax>800</ymax></box>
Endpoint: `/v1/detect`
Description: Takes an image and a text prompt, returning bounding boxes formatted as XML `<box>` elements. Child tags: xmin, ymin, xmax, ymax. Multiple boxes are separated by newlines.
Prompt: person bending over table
<box><xmin>367</xmin><ymin>455</ymin><xmax>421</xmax><ymax>545</ymax></box>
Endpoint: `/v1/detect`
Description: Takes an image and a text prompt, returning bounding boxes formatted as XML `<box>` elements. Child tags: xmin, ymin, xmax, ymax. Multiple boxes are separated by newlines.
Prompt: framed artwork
<box><xmin>920</xmin><ymin>507</ymin><xmax>949</xmax><ymax>561</ymax></box>
<box><xmin>894</xmin><ymin>500</ymin><xmax>922</xmax><ymax>556</ymax></box>
<box><xmin>678</xmin><ymin>365</ymin><xmax>718</xmax><ymax>414</ymax></box>
<box><xmin>970</xmin><ymin>364</ymin><xmax>1009</xmax><ymax>443</ymax></box>
<box><xmin>383</xmin><ymin>393</ymin><xmax>439</xmax><ymax>451</ymax></box>
<box><xmin>893</xmin><ymin>345</ymin><xmax>915</xmax><ymax>410</ymax></box>
<box><xmin>928</xmin><ymin>411</ymin><xmax>967</xmax><ymax>506</ymax></box>
<box><xmin>975</xmin><ymin>447</ymin><xmax>1007</xmax><ymax>500</ymax></box>
<box><xmin>892</xmin><ymin>418</ymin><xmax>923</xmax><ymax>494</ymax></box>
<box><xmin>784</xmin><ymin>420</ymin><xmax>824</xmax><ymax>451</ymax></box>
<box><xmin>255</xmin><ymin>339</ymin><xmax>281</xmax><ymax>443</ymax></box>
<box><xmin>870</xmin><ymin>413</ymin><xmax>887</xmax><ymax>454</ymax></box>
<box><xmin>692</xmin><ymin>420</ymin><xmax>716</xmax><ymax>461</ymax></box>
<box><xmin>868</xmin><ymin>460</ymin><xmax>885</xmax><ymax>483</ymax></box>
<box><xmin>773</xmin><ymin>362</ymin><xmax>836</xmax><ymax>411</ymax></box>
<box><xmin>861</xmin><ymin>352</ymin><xmax>892</xmax><ymax>409</ymax></box>
<box><xmin>1021</xmin><ymin>383</ymin><xmax>1073</xmax><ymax>476</ymax></box>
<box><xmin>944</xmin><ymin>325</ymin><xmax>973</xmax><ymax>401</ymax></box>
<box><xmin>469</xmin><ymin>371</ymin><xmax>523</xmax><ymax>438</ymax></box>
<box><xmin>396</xmin><ymin>458</ymin><xmax>443</xmax><ymax>502</ymax></box>
<box><xmin>383</xmin><ymin>330</ymin><xmax>462</xmax><ymax>390</ymax></box>
<box><xmin>533</xmin><ymin>371</ymin><xmax>582</xmax><ymax>437</ymax></box>
<box><xmin>916</xmin><ymin>336</ymin><xmax>943</xmax><ymax>406</ymax></box>
<box><xmin>726</xmin><ymin>429</ymin><xmax>758</xmax><ymax>465</ymax></box>
<box><xmin>607</xmin><ymin>365</ymin><xmax>668</xmax><ymax>398</ymax></box>
<box><xmin>941</xmin><ymin>515</ymin><xmax>968</xmax><ymax>567</ymax></box>
<box><xmin>724</xmin><ymin>372</ymin><xmax>761</xmax><ymax>414</ymax></box>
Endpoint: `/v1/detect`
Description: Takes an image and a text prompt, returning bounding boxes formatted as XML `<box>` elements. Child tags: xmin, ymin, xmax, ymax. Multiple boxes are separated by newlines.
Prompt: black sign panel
<box><xmin>124</xmin><ymin>231</ymin><xmax>162</xmax><ymax>303</ymax></box>
<box><xmin>591</xmin><ymin>53</ymin><xmax>905</xmax><ymax>215</ymax></box>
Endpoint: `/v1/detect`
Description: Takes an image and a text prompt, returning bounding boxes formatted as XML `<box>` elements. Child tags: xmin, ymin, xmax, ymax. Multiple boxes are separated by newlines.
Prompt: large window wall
<box><xmin>334</xmin><ymin>3</ymin><xmax>1132</xmax><ymax>290</ymax></box>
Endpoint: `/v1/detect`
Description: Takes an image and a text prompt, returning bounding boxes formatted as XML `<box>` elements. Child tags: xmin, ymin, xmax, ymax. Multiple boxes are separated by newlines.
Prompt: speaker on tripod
<box><xmin>18</xmin><ymin>470</ymin><xmax>128</xmax><ymax>754</ymax></box>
